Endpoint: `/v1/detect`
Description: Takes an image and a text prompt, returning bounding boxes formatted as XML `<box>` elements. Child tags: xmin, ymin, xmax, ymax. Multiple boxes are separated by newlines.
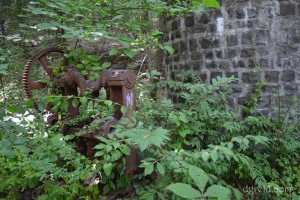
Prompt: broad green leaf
<box><xmin>112</xmin><ymin>15</ymin><xmax>123</xmax><ymax>21</ymax></box>
<box><xmin>178</xmin><ymin>128</ymin><xmax>190</xmax><ymax>137</ymax></box>
<box><xmin>61</xmin><ymin>32</ymin><xmax>75</xmax><ymax>38</ymax></box>
<box><xmin>102</xmin><ymin>62</ymin><xmax>111</xmax><ymax>68</ymax></box>
<box><xmin>139</xmin><ymin>140</ymin><xmax>149</xmax><ymax>151</ymax></box>
<box><xmin>119</xmin><ymin>144</ymin><xmax>130</xmax><ymax>155</ymax></box>
<box><xmin>144</xmin><ymin>162</ymin><xmax>154</xmax><ymax>176</ymax></box>
<box><xmin>103</xmin><ymin>163</ymin><xmax>113</xmax><ymax>176</ymax></box>
<box><xmin>201</xmin><ymin>151</ymin><xmax>210</xmax><ymax>162</ymax></box>
<box><xmin>94</xmin><ymin>143</ymin><xmax>106</xmax><ymax>149</ymax></box>
<box><xmin>72</xmin><ymin>99</ymin><xmax>79</xmax><ymax>107</ymax></box>
<box><xmin>163</xmin><ymin>45</ymin><xmax>174</xmax><ymax>55</ymax></box>
<box><xmin>120</xmin><ymin>40</ymin><xmax>130</xmax><ymax>48</ymax></box>
<box><xmin>0</xmin><ymin>149</ymin><xmax>16</xmax><ymax>158</ymax></box>
<box><xmin>123</xmin><ymin>49</ymin><xmax>136</xmax><ymax>58</ymax></box>
<box><xmin>202</xmin><ymin>0</ymin><xmax>221</xmax><ymax>9</ymax></box>
<box><xmin>37</xmin><ymin>23</ymin><xmax>55</xmax><ymax>30</ymax></box>
<box><xmin>156</xmin><ymin>162</ymin><xmax>165</xmax><ymax>176</ymax></box>
<box><xmin>80</xmin><ymin>96</ymin><xmax>87</xmax><ymax>105</ymax></box>
<box><xmin>140</xmin><ymin>192</ymin><xmax>154</xmax><ymax>200</ymax></box>
<box><xmin>15</xmin><ymin>145</ymin><xmax>30</xmax><ymax>154</ymax></box>
<box><xmin>38</xmin><ymin>102</ymin><xmax>46</xmax><ymax>112</ymax></box>
<box><xmin>210</xmin><ymin>150</ymin><xmax>218</xmax><ymax>163</ymax></box>
<box><xmin>204</xmin><ymin>185</ymin><xmax>231</xmax><ymax>200</ymax></box>
<box><xmin>109</xmin><ymin>48</ymin><xmax>118</xmax><ymax>56</ymax></box>
<box><xmin>89</xmin><ymin>55</ymin><xmax>99</xmax><ymax>62</ymax></box>
<box><xmin>233</xmin><ymin>188</ymin><xmax>243</xmax><ymax>200</ymax></box>
<box><xmin>104</xmin><ymin>100</ymin><xmax>112</xmax><ymax>106</ymax></box>
<box><xmin>88</xmin><ymin>100</ymin><xmax>93</xmax><ymax>108</ymax></box>
<box><xmin>7</xmin><ymin>105</ymin><xmax>17</xmax><ymax>113</ymax></box>
<box><xmin>94</xmin><ymin>151</ymin><xmax>104</xmax><ymax>157</ymax></box>
<box><xmin>227</xmin><ymin>142</ymin><xmax>233</xmax><ymax>149</ymax></box>
<box><xmin>19</xmin><ymin>23</ymin><xmax>28</xmax><ymax>28</ymax></box>
<box><xmin>62</xmin><ymin>100</ymin><xmax>69</xmax><ymax>109</ymax></box>
<box><xmin>188</xmin><ymin>165</ymin><xmax>208</xmax><ymax>193</ymax></box>
<box><xmin>14</xmin><ymin>137</ymin><xmax>26</xmax><ymax>145</ymax></box>
<box><xmin>167</xmin><ymin>183</ymin><xmax>202</xmax><ymax>199</ymax></box>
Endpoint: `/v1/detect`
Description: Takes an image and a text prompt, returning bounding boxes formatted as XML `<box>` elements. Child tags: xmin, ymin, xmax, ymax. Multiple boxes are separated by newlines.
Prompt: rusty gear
<box><xmin>22</xmin><ymin>47</ymin><xmax>66</xmax><ymax>110</ymax></box>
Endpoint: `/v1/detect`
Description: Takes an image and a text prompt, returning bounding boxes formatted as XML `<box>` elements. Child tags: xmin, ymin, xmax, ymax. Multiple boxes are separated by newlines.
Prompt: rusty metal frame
<box><xmin>23</xmin><ymin>47</ymin><xmax>138</xmax><ymax>175</ymax></box>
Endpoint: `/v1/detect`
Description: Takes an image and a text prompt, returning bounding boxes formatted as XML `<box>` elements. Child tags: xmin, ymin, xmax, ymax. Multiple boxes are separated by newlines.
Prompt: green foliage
<box><xmin>19</xmin><ymin>0</ymin><xmax>220</xmax><ymax>60</ymax></box>
<box><xmin>0</xmin><ymin>110</ymin><xmax>98</xmax><ymax>198</ymax></box>
<box><xmin>1</xmin><ymin>68</ymin><xmax>300</xmax><ymax>199</ymax></box>
<box><xmin>1</xmin><ymin>0</ymin><xmax>300</xmax><ymax>199</ymax></box>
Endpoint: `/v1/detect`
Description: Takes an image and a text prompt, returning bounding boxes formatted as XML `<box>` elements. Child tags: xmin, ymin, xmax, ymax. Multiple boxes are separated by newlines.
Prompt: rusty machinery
<box><xmin>22</xmin><ymin>47</ymin><xmax>138</xmax><ymax>175</ymax></box>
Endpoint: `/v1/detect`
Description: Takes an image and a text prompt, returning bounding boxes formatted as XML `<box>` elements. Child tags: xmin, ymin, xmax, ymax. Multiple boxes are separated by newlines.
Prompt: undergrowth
<box><xmin>0</xmin><ymin>69</ymin><xmax>299</xmax><ymax>199</ymax></box>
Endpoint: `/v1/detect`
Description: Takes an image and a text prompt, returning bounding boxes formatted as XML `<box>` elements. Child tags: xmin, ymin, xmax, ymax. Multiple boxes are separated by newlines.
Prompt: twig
<box><xmin>0</xmin><ymin>76</ymin><xmax>5</xmax><ymax>101</ymax></box>
<box><xmin>138</xmin><ymin>54</ymin><xmax>147</xmax><ymax>77</ymax></box>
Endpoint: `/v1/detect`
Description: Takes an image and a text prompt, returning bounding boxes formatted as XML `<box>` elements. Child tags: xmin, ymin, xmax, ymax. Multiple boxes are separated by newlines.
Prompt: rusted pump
<box><xmin>22</xmin><ymin>47</ymin><xmax>138</xmax><ymax>175</ymax></box>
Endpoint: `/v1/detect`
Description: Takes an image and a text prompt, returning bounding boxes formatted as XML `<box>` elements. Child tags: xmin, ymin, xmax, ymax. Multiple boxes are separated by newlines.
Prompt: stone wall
<box><xmin>160</xmin><ymin>0</ymin><xmax>300</xmax><ymax>116</ymax></box>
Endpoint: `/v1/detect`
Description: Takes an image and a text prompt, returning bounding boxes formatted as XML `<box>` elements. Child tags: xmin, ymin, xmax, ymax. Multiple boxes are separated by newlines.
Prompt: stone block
<box><xmin>212</xmin><ymin>39</ymin><xmax>220</xmax><ymax>48</ymax></box>
<box><xmin>258</xmin><ymin>96</ymin><xmax>271</xmax><ymax>108</ymax></box>
<box><xmin>241</xmin><ymin>49</ymin><xmax>255</xmax><ymax>58</ymax></box>
<box><xmin>216</xmin><ymin>50</ymin><xmax>223</xmax><ymax>58</ymax></box>
<box><xmin>281</xmin><ymin>70</ymin><xmax>295</xmax><ymax>82</ymax></box>
<box><xmin>192</xmin><ymin>61</ymin><xmax>204</xmax><ymax>70</ymax></box>
<box><xmin>191</xmin><ymin>52</ymin><xmax>202</xmax><ymax>61</ymax></box>
<box><xmin>242</xmin><ymin>32</ymin><xmax>253</xmax><ymax>45</ymax></box>
<box><xmin>193</xmin><ymin>25</ymin><xmax>207</xmax><ymax>33</ymax></box>
<box><xmin>284</xmin><ymin>85</ymin><xmax>298</xmax><ymax>94</ymax></box>
<box><xmin>226</xmin><ymin>8</ymin><xmax>234</xmax><ymax>18</ymax></box>
<box><xmin>238</xmin><ymin>95</ymin><xmax>251</xmax><ymax>105</ymax></box>
<box><xmin>171</xmin><ymin>71</ymin><xmax>176</xmax><ymax>80</ymax></box>
<box><xmin>258</xmin><ymin>48</ymin><xmax>269</xmax><ymax>56</ymax></box>
<box><xmin>236</xmin><ymin>9</ymin><xmax>245</xmax><ymax>19</ymax></box>
<box><xmin>231</xmin><ymin>86</ymin><xmax>243</xmax><ymax>95</ymax></box>
<box><xmin>226</xmin><ymin>49</ymin><xmax>237</xmax><ymax>58</ymax></box>
<box><xmin>206</xmin><ymin>61</ymin><xmax>217</xmax><ymax>69</ymax></box>
<box><xmin>205</xmin><ymin>51</ymin><xmax>214</xmax><ymax>59</ymax></box>
<box><xmin>189</xmin><ymin>38</ymin><xmax>198</xmax><ymax>51</ymax></box>
<box><xmin>165</xmin><ymin>57</ymin><xmax>170</xmax><ymax>65</ymax></box>
<box><xmin>210</xmin><ymin>72</ymin><xmax>223</xmax><ymax>83</ymax></box>
<box><xmin>198</xmin><ymin>14</ymin><xmax>210</xmax><ymax>24</ymax></box>
<box><xmin>260</xmin><ymin>59</ymin><xmax>269</xmax><ymax>68</ymax></box>
<box><xmin>226</xmin><ymin>72</ymin><xmax>239</xmax><ymax>79</ymax></box>
<box><xmin>172</xmin><ymin>42</ymin><xmax>179</xmax><ymax>54</ymax></box>
<box><xmin>172</xmin><ymin>20</ymin><xmax>179</xmax><ymax>31</ymax></box>
<box><xmin>200</xmin><ymin>38</ymin><xmax>212</xmax><ymax>49</ymax></box>
<box><xmin>219</xmin><ymin>61</ymin><xmax>231</xmax><ymax>69</ymax></box>
<box><xmin>242</xmin><ymin>72</ymin><xmax>260</xmax><ymax>83</ymax></box>
<box><xmin>280</xmin><ymin>4</ymin><xmax>296</xmax><ymax>16</ymax></box>
<box><xmin>234</xmin><ymin>60</ymin><xmax>246</xmax><ymax>68</ymax></box>
<box><xmin>185</xmin><ymin>16</ymin><xmax>194</xmax><ymax>27</ymax></box>
<box><xmin>171</xmin><ymin>30</ymin><xmax>181</xmax><ymax>40</ymax></box>
<box><xmin>262</xmin><ymin>85</ymin><xmax>280</xmax><ymax>93</ymax></box>
<box><xmin>180</xmin><ymin>64</ymin><xmax>191</xmax><ymax>70</ymax></box>
<box><xmin>227</xmin><ymin>97</ymin><xmax>235</xmax><ymax>107</ymax></box>
<box><xmin>226</xmin><ymin>35</ymin><xmax>239</xmax><ymax>47</ymax></box>
<box><xmin>264</xmin><ymin>71</ymin><xmax>279</xmax><ymax>83</ymax></box>
<box><xmin>248</xmin><ymin>59</ymin><xmax>257</xmax><ymax>68</ymax></box>
<box><xmin>247</xmin><ymin>21</ymin><xmax>254</xmax><ymax>28</ymax></box>
<box><xmin>256</xmin><ymin>30</ymin><xmax>270</xmax><ymax>45</ymax></box>
<box><xmin>199</xmin><ymin>73</ymin><xmax>207</xmax><ymax>82</ymax></box>
<box><xmin>173</xmin><ymin>55</ymin><xmax>179</xmax><ymax>62</ymax></box>
<box><xmin>181</xmin><ymin>41</ymin><xmax>187</xmax><ymax>52</ymax></box>
<box><xmin>180</xmin><ymin>52</ymin><xmax>189</xmax><ymax>61</ymax></box>
<box><xmin>247</xmin><ymin>8</ymin><xmax>257</xmax><ymax>18</ymax></box>
<box><xmin>209</xmin><ymin>24</ymin><xmax>216</xmax><ymax>33</ymax></box>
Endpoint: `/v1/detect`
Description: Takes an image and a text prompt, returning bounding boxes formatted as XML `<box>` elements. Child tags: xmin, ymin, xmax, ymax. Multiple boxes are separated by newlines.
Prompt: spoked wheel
<box><xmin>22</xmin><ymin>47</ymin><xmax>67</xmax><ymax>112</ymax></box>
